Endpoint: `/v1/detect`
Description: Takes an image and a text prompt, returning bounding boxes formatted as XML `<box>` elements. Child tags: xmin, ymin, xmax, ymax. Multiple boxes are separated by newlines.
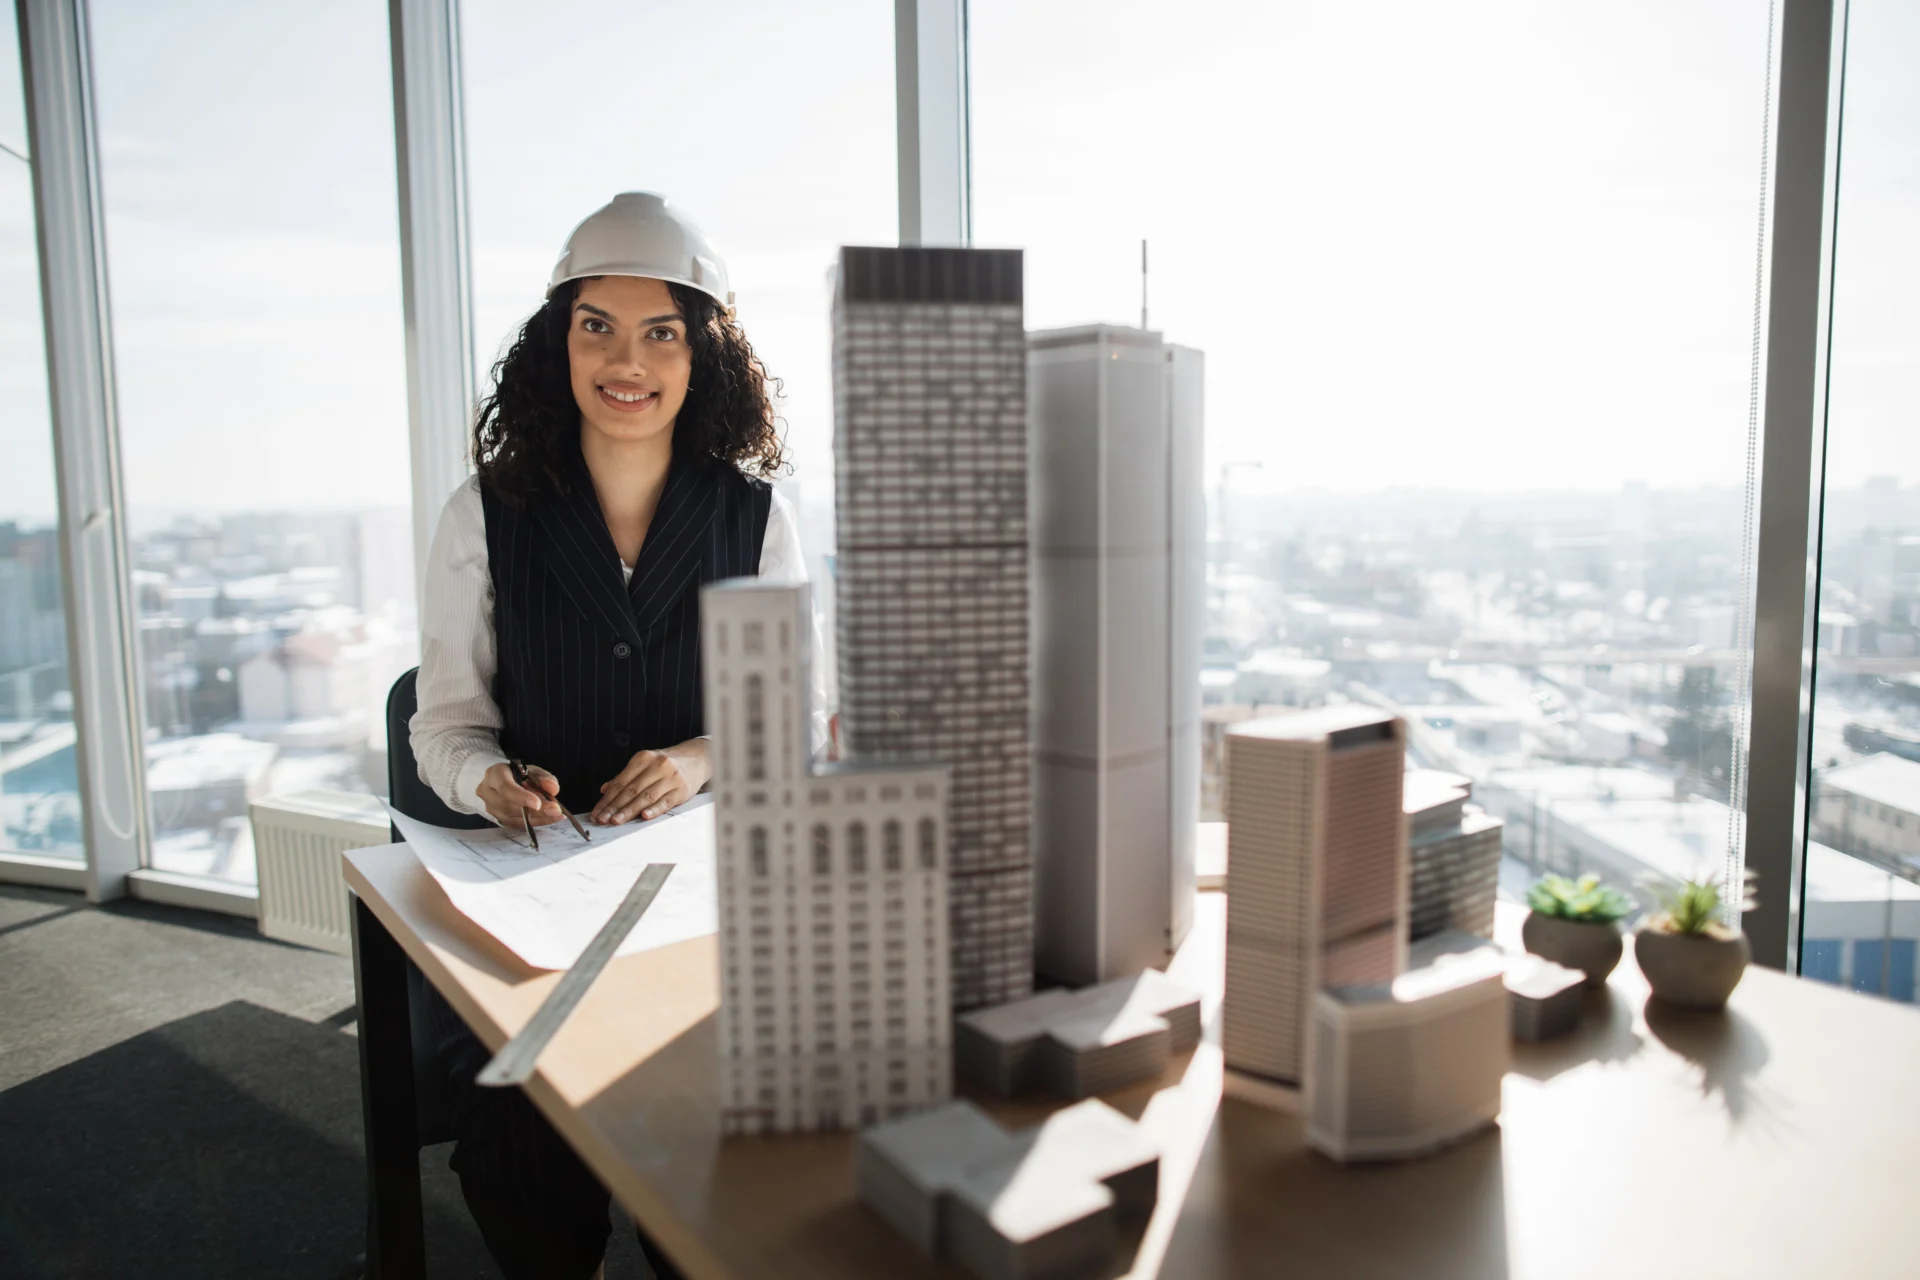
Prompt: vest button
<box><xmin>613</xmin><ymin>642</ymin><xmax>632</xmax><ymax>659</ymax></box>
<box><xmin>613</xmin><ymin>731</ymin><xmax>631</xmax><ymax>748</ymax></box>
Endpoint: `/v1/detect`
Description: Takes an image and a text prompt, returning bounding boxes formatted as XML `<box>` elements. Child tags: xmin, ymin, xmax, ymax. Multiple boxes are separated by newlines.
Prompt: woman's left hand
<box><xmin>592</xmin><ymin>739</ymin><xmax>711</xmax><ymax>825</ymax></box>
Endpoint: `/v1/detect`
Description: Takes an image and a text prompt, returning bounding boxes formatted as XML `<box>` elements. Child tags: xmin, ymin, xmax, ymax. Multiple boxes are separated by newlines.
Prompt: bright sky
<box><xmin>0</xmin><ymin>0</ymin><xmax>1912</xmax><ymax>525</ymax></box>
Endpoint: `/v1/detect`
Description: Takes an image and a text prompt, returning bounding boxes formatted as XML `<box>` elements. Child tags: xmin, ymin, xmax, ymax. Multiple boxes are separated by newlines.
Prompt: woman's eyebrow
<box><xmin>574</xmin><ymin>303</ymin><xmax>682</xmax><ymax>325</ymax></box>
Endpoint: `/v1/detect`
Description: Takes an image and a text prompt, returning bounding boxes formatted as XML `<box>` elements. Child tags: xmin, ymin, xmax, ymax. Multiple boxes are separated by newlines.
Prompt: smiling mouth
<box><xmin>598</xmin><ymin>385</ymin><xmax>659</xmax><ymax>413</ymax></box>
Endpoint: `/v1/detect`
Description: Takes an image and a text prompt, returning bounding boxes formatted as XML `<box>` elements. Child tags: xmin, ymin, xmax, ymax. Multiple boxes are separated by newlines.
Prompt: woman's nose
<box><xmin>611</xmin><ymin>329</ymin><xmax>649</xmax><ymax>372</ymax></box>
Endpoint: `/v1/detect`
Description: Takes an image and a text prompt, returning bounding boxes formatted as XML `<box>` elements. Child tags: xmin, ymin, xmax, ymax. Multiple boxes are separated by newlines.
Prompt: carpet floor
<box><xmin>0</xmin><ymin>883</ymin><xmax>652</xmax><ymax>1279</ymax></box>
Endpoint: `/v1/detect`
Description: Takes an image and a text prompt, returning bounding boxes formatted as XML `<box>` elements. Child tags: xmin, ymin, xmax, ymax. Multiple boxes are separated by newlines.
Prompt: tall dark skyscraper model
<box><xmin>832</xmin><ymin>246</ymin><xmax>1034</xmax><ymax>1011</ymax></box>
<box><xmin>1028</xmin><ymin>324</ymin><xmax>1204</xmax><ymax>986</ymax></box>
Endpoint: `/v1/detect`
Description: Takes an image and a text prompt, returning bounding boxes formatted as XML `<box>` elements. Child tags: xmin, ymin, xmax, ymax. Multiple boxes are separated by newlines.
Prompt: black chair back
<box><xmin>385</xmin><ymin>667</ymin><xmax>492</xmax><ymax>836</ymax></box>
<box><xmin>384</xmin><ymin>666</ymin><xmax>488</xmax><ymax>1146</ymax></box>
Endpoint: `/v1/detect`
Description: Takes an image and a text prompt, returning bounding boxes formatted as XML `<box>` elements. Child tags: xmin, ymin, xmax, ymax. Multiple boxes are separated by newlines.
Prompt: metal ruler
<box><xmin>478</xmin><ymin>862</ymin><xmax>676</xmax><ymax>1088</ymax></box>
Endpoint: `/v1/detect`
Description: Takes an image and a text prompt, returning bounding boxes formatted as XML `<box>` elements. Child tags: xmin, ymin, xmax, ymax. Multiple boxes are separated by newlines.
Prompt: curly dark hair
<box><xmin>472</xmin><ymin>278</ymin><xmax>785</xmax><ymax>505</ymax></box>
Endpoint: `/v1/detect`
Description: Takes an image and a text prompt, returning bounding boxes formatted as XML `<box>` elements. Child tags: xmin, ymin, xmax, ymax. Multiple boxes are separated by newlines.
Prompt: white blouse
<box><xmin>410</xmin><ymin>476</ymin><xmax>829</xmax><ymax>819</ymax></box>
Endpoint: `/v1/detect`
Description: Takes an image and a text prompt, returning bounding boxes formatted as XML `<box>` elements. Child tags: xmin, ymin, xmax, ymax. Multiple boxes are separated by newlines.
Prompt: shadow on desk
<box><xmin>1509</xmin><ymin>986</ymin><xmax>1647</xmax><ymax>1085</ymax></box>
<box><xmin>1162</xmin><ymin>1102</ymin><xmax>1510</xmax><ymax>1280</ymax></box>
<box><xmin>1643</xmin><ymin>1001</ymin><xmax>1775</xmax><ymax>1125</ymax></box>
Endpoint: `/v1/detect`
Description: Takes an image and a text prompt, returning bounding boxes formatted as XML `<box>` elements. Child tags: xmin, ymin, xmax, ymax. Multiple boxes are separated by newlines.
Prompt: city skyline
<box><xmin>7</xmin><ymin>1</ymin><xmax>1916</xmax><ymax>529</ymax></box>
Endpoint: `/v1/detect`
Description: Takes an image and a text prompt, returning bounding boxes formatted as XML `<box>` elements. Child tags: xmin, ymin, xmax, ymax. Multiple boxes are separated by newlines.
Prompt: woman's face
<box><xmin>567</xmin><ymin>275</ymin><xmax>693</xmax><ymax>450</ymax></box>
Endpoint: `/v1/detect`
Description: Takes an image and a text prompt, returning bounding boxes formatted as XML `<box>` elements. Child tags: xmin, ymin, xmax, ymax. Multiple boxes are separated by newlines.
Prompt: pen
<box><xmin>509</xmin><ymin>758</ymin><xmax>592</xmax><ymax>844</ymax></box>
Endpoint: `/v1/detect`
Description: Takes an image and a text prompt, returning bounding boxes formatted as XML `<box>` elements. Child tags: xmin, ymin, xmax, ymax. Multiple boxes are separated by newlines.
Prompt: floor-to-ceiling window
<box><xmin>460</xmin><ymin>0</ymin><xmax>897</xmax><ymax>698</ymax></box>
<box><xmin>0</xmin><ymin>4</ymin><xmax>82</xmax><ymax>865</ymax></box>
<box><xmin>973</xmin><ymin>0</ymin><xmax>1774</xmax><ymax>916</ymax></box>
<box><xmin>87</xmin><ymin>0</ymin><xmax>411</xmax><ymax>884</ymax></box>
<box><xmin>1801</xmin><ymin>1</ymin><xmax>1920</xmax><ymax>1003</ymax></box>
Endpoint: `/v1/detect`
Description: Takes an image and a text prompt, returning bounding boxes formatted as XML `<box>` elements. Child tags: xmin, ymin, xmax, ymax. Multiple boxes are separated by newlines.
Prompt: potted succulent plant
<box><xmin>1523</xmin><ymin>873</ymin><xmax>1631</xmax><ymax>988</ymax></box>
<box><xmin>1635</xmin><ymin>874</ymin><xmax>1754</xmax><ymax>1010</ymax></box>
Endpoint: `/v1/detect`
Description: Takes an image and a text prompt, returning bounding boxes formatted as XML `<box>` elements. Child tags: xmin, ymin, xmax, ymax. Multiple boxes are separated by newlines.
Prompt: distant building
<box><xmin>704</xmin><ymin>580</ymin><xmax>953</xmax><ymax>1135</ymax></box>
<box><xmin>1222</xmin><ymin>707</ymin><xmax>1409</xmax><ymax>1092</ymax></box>
<box><xmin>0</xmin><ymin>524</ymin><xmax>66</xmax><ymax>680</ymax></box>
<box><xmin>832</xmin><ymin>245</ymin><xmax>1032</xmax><ymax>1011</ymax></box>
<box><xmin>354</xmin><ymin>506</ymin><xmax>416</xmax><ymax>622</ymax></box>
<box><xmin>1803</xmin><ymin>842</ymin><xmax>1920</xmax><ymax>1003</ymax></box>
<box><xmin>1233</xmin><ymin>652</ymin><xmax>1332</xmax><ymax>708</ymax></box>
<box><xmin>1028</xmin><ymin>324</ymin><xmax>1203</xmax><ymax>986</ymax></box>
<box><xmin>1813</xmin><ymin>753</ymin><xmax>1920</xmax><ymax>872</ymax></box>
<box><xmin>234</xmin><ymin>608</ymin><xmax>415</xmax><ymax>750</ymax></box>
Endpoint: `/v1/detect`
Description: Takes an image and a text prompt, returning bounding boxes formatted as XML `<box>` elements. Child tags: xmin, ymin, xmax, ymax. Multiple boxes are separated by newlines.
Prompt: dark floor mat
<box><xmin>0</xmin><ymin>1000</ymin><xmax>480</xmax><ymax>1280</ymax></box>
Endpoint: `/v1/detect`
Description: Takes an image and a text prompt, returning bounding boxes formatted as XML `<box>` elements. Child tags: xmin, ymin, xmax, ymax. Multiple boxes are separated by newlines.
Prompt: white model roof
<box><xmin>1227</xmin><ymin>704</ymin><xmax>1399</xmax><ymax>744</ymax></box>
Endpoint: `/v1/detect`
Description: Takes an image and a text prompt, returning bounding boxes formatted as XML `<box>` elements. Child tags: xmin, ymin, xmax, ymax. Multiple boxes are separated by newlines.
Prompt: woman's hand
<box><xmin>476</xmin><ymin>762</ymin><xmax>562</xmax><ymax>830</ymax></box>
<box><xmin>593</xmin><ymin>739</ymin><xmax>711</xmax><ymax>825</ymax></box>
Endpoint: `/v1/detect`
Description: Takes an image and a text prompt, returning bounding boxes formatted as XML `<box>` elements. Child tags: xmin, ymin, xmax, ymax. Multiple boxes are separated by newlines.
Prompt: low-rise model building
<box><xmin>955</xmin><ymin>968</ymin><xmax>1201</xmax><ymax>1099</ymax></box>
<box><xmin>1306</xmin><ymin>930</ymin><xmax>1509</xmax><ymax>1162</ymax></box>
<box><xmin>857</xmin><ymin>1097</ymin><xmax>1158</xmax><ymax>1280</ymax></box>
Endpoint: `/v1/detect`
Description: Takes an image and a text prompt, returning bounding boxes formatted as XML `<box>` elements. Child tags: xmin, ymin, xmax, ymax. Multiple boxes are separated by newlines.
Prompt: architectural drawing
<box><xmin>832</xmin><ymin>245</ymin><xmax>1033</xmax><ymax>1011</ymax></box>
<box><xmin>703</xmin><ymin>580</ymin><xmax>953</xmax><ymax>1135</ymax></box>
<box><xmin>386</xmin><ymin>799</ymin><xmax>716</xmax><ymax>971</ymax></box>
<box><xmin>1028</xmin><ymin>325</ymin><xmax>1204</xmax><ymax>986</ymax></box>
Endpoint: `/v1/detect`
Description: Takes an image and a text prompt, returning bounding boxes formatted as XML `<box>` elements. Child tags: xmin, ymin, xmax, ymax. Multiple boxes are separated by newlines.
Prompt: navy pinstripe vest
<box><xmin>480</xmin><ymin>446</ymin><xmax>772</xmax><ymax>812</ymax></box>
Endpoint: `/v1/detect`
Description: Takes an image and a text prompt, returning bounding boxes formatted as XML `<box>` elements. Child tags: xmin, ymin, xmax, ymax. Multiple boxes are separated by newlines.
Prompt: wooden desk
<box><xmin>347</xmin><ymin>844</ymin><xmax>1920</xmax><ymax>1279</ymax></box>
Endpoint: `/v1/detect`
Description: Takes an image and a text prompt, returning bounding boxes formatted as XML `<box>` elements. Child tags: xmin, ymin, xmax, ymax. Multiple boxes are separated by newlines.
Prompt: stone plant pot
<box><xmin>1634</xmin><ymin>925</ymin><xmax>1750</xmax><ymax>1010</ymax></box>
<box><xmin>1521</xmin><ymin>911</ymin><xmax>1623</xmax><ymax>989</ymax></box>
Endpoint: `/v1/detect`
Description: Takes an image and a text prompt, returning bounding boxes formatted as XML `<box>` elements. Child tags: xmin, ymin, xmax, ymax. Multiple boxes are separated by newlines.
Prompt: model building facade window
<box><xmin>705</xmin><ymin>579</ymin><xmax>953</xmax><ymax>1134</ymax></box>
<box><xmin>833</xmin><ymin>245</ymin><xmax>1033</xmax><ymax>1011</ymax></box>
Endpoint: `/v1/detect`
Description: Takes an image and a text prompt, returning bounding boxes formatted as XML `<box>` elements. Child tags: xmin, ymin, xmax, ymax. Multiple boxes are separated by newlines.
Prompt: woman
<box><xmin>411</xmin><ymin>192</ymin><xmax>824</xmax><ymax>1278</ymax></box>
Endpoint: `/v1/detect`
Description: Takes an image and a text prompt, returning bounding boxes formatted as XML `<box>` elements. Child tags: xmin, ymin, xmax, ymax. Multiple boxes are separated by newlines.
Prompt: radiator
<box><xmin>249</xmin><ymin>789</ymin><xmax>390</xmax><ymax>955</ymax></box>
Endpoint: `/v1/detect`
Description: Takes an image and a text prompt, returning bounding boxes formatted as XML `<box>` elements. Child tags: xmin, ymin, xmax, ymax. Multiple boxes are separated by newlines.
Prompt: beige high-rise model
<box><xmin>1221</xmin><ymin>707</ymin><xmax>1409</xmax><ymax>1093</ymax></box>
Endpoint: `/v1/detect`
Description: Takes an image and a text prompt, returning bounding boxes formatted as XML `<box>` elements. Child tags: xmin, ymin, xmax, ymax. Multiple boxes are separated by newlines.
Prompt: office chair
<box><xmin>384</xmin><ymin>666</ymin><xmax>490</xmax><ymax>1144</ymax></box>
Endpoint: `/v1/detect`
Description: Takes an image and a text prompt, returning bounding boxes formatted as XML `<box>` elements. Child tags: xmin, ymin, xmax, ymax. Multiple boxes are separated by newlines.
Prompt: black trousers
<box><xmin>419</xmin><ymin>978</ymin><xmax>615</xmax><ymax>1280</ymax></box>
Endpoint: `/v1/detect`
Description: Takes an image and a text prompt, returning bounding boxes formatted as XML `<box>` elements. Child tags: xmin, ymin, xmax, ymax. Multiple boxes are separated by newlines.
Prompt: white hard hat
<box><xmin>547</xmin><ymin>192</ymin><xmax>732</xmax><ymax>307</ymax></box>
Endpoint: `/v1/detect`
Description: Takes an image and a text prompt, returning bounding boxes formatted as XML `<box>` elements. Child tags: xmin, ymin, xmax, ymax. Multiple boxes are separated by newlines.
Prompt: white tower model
<box><xmin>833</xmin><ymin>245</ymin><xmax>1033</xmax><ymax>1011</ymax></box>
<box><xmin>1028</xmin><ymin>325</ymin><xmax>1204</xmax><ymax>985</ymax></box>
<box><xmin>704</xmin><ymin>580</ymin><xmax>953</xmax><ymax>1135</ymax></box>
<box><xmin>1221</xmin><ymin>707</ymin><xmax>1409</xmax><ymax>1094</ymax></box>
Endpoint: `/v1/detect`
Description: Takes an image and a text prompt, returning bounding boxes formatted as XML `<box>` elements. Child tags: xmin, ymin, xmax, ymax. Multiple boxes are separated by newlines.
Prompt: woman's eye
<box><xmin>650</xmin><ymin>327</ymin><xmax>679</xmax><ymax>342</ymax></box>
<box><xmin>583</xmin><ymin>318</ymin><xmax>611</xmax><ymax>334</ymax></box>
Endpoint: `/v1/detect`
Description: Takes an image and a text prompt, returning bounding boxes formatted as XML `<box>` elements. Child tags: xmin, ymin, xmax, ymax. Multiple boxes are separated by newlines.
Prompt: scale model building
<box><xmin>1306</xmin><ymin>930</ymin><xmax>1510</xmax><ymax>1162</ymax></box>
<box><xmin>1506</xmin><ymin>953</ymin><xmax>1586</xmax><ymax>1042</ymax></box>
<box><xmin>1028</xmin><ymin>324</ymin><xmax>1205</xmax><ymax>987</ymax></box>
<box><xmin>955</xmin><ymin>968</ymin><xmax>1202</xmax><ymax>1099</ymax></box>
<box><xmin>703</xmin><ymin>580</ymin><xmax>953</xmax><ymax>1135</ymax></box>
<box><xmin>857</xmin><ymin>1097</ymin><xmax>1158</xmax><ymax>1280</ymax></box>
<box><xmin>1222</xmin><ymin>707</ymin><xmax>1409</xmax><ymax>1096</ymax></box>
<box><xmin>1404</xmin><ymin>768</ymin><xmax>1505</xmax><ymax>941</ymax></box>
<box><xmin>833</xmin><ymin>245</ymin><xmax>1034</xmax><ymax>1012</ymax></box>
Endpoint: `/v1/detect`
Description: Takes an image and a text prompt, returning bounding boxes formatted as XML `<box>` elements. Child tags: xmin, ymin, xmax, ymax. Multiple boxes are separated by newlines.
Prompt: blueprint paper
<box><xmin>385</xmin><ymin>795</ymin><xmax>718</xmax><ymax>970</ymax></box>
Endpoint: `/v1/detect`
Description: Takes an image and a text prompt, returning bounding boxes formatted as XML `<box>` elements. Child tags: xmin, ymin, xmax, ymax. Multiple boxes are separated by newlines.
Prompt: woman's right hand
<box><xmin>476</xmin><ymin>762</ymin><xmax>563</xmax><ymax>830</ymax></box>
